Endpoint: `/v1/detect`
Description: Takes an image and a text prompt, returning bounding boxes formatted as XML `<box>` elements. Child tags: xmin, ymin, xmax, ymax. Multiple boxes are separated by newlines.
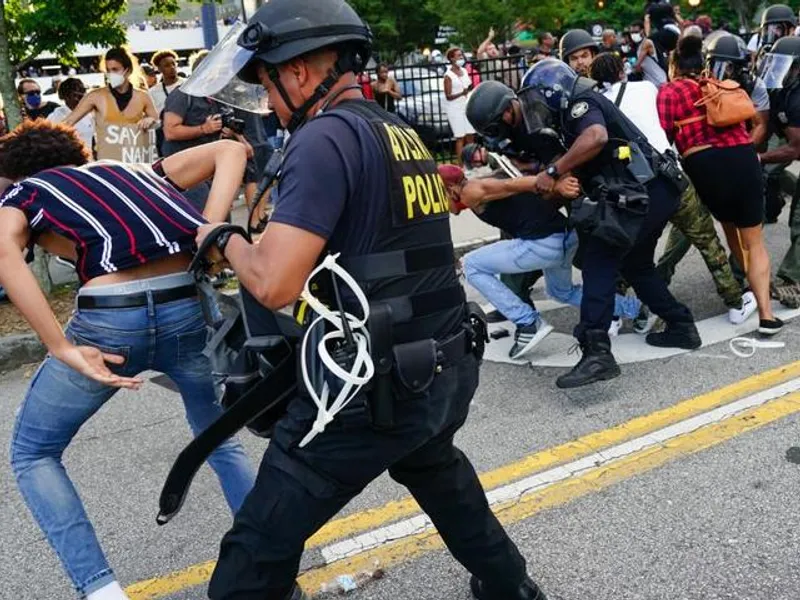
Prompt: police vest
<box><xmin>313</xmin><ymin>100</ymin><xmax>465</xmax><ymax>344</ymax></box>
<box><xmin>563</xmin><ymin>89</ymin><xmax>659</xmax><ymax>189</ymax></box>
<box><xmin>769</xmin><ymin>84</ymin><xmax>800</xmax><ymax>140</ymax></box>
<box><xmin>477</xmin><ymin>190</ymin><xmax>567</xmax><ymax>240</ymax></box>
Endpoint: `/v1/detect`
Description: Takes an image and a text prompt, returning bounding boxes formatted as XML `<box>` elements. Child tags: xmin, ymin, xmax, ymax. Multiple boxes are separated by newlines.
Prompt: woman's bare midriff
<box><xmin>83</xmin><ymin>253</ymin><xmax>193</xmax><ymax>287</ymax></box>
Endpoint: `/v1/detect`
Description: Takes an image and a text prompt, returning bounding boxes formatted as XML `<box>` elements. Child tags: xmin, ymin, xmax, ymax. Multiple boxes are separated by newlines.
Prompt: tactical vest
<box><xmin>769</xmin><ymin>84</ymin><xmax>800</xmax><ymax>140</ymax></box>
<box><xmin>311</xmin><ymin>100</ymin><xmax>466</xmax><ymax>345</ymax></box>
<box><xmin>477</xmin><ymin>191</ymin><xmax>567</xmax><ymax>240</ymax></box>
<box><xmin>562</xmin><ymin>89</ymin><xmax>659</xmax><ymax>189</ymax></box>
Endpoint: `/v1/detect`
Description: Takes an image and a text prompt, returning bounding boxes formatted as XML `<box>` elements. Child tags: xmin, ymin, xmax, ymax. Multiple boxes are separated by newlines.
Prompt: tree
<box><xmin>350</xmin><ymin>0</ymin><xmax>441</xmax><ymax>61</ymax></box>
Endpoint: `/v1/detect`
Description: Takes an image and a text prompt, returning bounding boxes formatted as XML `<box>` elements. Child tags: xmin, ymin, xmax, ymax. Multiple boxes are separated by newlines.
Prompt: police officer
<box><xmin>755</xmin><ymin>4</ymin><xmax>797</xmax><ymax>66</ymax></box>
<box><xmin>560</xmin><ymin>29</ymin><xmax>598</xmax><ymax>78</ymax></box>
<box><xmin>515</xmin><ymin>59</ymin><xmax>700</xmax><ymax>388</ymax></box>
<box><xmin>758</xmin><ymin>36</ymin><xmax>800</xmax><ymax>309</ymax></box>
<box><xmin>190</xmin><ymin>1</ymin><xmax>544</xmax><ymax>599</ymax></box>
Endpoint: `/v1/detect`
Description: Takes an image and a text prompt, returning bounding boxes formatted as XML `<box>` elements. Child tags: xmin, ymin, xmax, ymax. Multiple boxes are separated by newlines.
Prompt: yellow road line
<box><xmin>126</xmin><ymin>361</ymin><xmax>800</xmax><ymax>599</ymax></box>
<box><xmin>296</xmin><ymin>392</ymin><xmax>800</xmax><ymax>593</ymax></box>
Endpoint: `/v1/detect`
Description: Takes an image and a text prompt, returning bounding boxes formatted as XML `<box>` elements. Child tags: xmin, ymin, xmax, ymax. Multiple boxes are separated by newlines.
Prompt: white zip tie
<box><xmin>298</xmin><ymin>253</ymin><xmax>374</xmax><ymax>448</ymax></box>
<box><xmin>729</xmin><ymin>337</ymin><xmax>785</xmax><ymax>358</ymax></box>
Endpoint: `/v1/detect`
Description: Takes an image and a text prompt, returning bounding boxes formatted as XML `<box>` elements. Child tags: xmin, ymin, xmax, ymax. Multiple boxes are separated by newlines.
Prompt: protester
<box><xmin>443</xmin><ymin>47</ymin><xmax>476</xmax><ymax>163</ymax></box>
<box><xmin>141</xmin><ymin>63</ymin><xmax>158</xmax><ymax>88</ymax></box>
<box><xmin>534</xmin><ymin>31</ymin><xmax>555</xmax><ymax>62</ymax></box>
<box><xmin>590</xmin><ymin>52</ymin><xmax>754</xmax><ymax>325</ymax></box>
<box><xmin>47</xmin><ymin>77</ymin><xmax>95</xmax><ymax>151</ymax></box>
<box><xmin>441</xmin><ymin>163</ymin><xmax>641</xmax><ymax>358</ymax></box>
<box><xmin>601</xmin><ymin>29</ymin><xmax>621</xmax><ymax>55</ymax></box>
<box><xmin>149</xmin><ymin>48</ymin><xmax>184</xmax><ymax>114</ymax></box>
<box><xmin>17</xmin><ymin>79</ymin><xmax>60</xmax><ymax>120</ymax></box>
<box><xmin>0</xmin><ymin>120</ymin><xmax>255</xmax><ymax>600</ymax></box>
<box><xmin>161</xmin><ymin>50</ymin><xmax>227</xmax><ymax>211</ymax></box>
<box><xmin>371</xmin><ymin>63</ymin><xmax>402</xmax><ymax>113</ymax></box>
<box><xmin>657</xmin><ymin>36</ymin><xmax>782</xmax><ymax>335</ymax></box>
<box><xmin>63</xmin><ymin>47</ymin><xmax>158</xmax><ymax>161</ymax></box>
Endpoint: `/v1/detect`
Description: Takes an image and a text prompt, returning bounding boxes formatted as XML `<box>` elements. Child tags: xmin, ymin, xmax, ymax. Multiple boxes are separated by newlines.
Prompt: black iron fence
<box><xmin>362</xmin><ymin>56</ymin><xmax>531</xmax><ymax>163</ymax></box>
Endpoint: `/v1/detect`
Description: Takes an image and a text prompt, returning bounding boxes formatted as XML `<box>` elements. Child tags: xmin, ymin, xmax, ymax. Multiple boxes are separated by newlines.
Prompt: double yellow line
<box><xmin>127</xmin><ymin>360</ymin><xmax>800</xmax><ymax>599</ymax></box>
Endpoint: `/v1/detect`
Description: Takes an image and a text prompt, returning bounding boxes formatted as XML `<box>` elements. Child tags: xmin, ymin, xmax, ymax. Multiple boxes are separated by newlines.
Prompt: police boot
<box><xmin>470</xmin><ymin>575</ymin><xmax>548</xmax><ymax>600</ymax></box>
<box><xmin>555</xmin><ymin>329</ymin><xmax>620</xmax><ymax>389</ymax></box>
<box><xmin>645</xmin><ymin>320</ymin><xmax>701</xmax><ymax>350</ymax></box>
<box><xmin>284</xmin><ymin>584</ymin><xmax>309</xmax><ymax>600</ymax></box>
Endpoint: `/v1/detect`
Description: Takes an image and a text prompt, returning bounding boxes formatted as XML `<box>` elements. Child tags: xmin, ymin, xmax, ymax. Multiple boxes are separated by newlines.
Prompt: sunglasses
<box><xmin>23</xmin><ymin>90</ymin><xmax>41</xmax><ymax>97</ymax></box>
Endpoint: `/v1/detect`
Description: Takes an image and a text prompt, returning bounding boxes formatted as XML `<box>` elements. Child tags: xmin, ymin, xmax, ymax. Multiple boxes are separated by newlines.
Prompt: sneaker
<box><xmin>608</xmin><ymin>317</ymin><xmax>622</xmax><ymax>337</ymax></box>
<box><xmin>633</xmin><ymin>306</ymin><xmax>659</xmax><ymax>335</ymax></box>
<box><xmin>774</xmin><ymin>282</ymin><xmax>800</xmax><ymax>309</ymax></box>
<box><xmin>509</xmin><ymin>318</ymin><xmax>554</xmax><ymax>360</ymax></box>
<box><xmin>728</xmin><ymin>291</ymin><xmax>758</xmax><ymax>325</ymax></box>
<box><xmin>759</xmin><ymin>318</ymin><xmax>784</xmax><ymax>336</ymax></box>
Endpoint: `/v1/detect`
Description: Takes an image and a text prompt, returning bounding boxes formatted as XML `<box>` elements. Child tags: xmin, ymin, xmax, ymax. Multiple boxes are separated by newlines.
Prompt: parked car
<box><xmin>392</xmin><ymin>66</ymin><xmax>453</xmax><ymax>150</ymax></box>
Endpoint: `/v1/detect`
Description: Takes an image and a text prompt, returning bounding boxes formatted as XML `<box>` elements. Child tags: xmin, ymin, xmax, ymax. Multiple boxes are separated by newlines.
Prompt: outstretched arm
<box><xmin>160</xmin><ymin>140</ymin><xmax>248</xmax><ymax>222</ymax></box>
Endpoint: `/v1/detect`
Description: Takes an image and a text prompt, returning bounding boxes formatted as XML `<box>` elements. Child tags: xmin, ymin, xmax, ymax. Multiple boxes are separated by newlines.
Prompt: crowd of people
<box><xmin>436</xmin><ymin>1</ymin><xmax>800</xmax><ymax>389</ymax></box>
<box><xmin>1</xmin><ymin>1</ymin><xmax>800</xmax><ymax>599</ymax></box>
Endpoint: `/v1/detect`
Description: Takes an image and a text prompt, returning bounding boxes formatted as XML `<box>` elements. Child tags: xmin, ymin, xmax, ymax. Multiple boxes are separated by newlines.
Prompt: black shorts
<box><xmin>682</xmin><ymin>144</ymin><xmax>763</xmax><ymax>228</ymax></box>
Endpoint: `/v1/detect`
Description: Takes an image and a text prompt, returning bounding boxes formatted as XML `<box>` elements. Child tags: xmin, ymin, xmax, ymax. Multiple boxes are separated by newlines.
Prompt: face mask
<box><xmin>456</xmin><ymin>59</ymin><xmax>466</xmax><ymax>68</ymax></box>
<box><xmin>621</xmin><ymin>44</ymin><xmax>630</xmax><ymax>53</ymax></box>
<box><xmin>25</xmin><ymin>93</ymin><xmax>42</xmax><ymax>108</ymax></box>
<box><xmin>108</xmin><ymin>72</ymin><xmax>126</xmax><ymax>88</ymax></box>
<box><xmin>631</xmin><ymin>33</ymin><xmax>642</xmax><ymax>43</ymax></box>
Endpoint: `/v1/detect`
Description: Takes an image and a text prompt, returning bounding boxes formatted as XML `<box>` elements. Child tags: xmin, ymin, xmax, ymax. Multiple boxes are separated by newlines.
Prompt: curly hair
<box><xmin>57</xmin><ymin>77</ymin><xmax>86</xmax><ymax>101</ymax></box>
<box><xmin>151</xmin><ymin>48</ymin><xmax>178</xmax><ymax>69</ymax></box>
<box><xmin>590</xmin><ymin>52</ymin><xmax>625</xmax><ymax>84</ymax></box>
<box><xmin>0</xmin><ymin>120</ymin><xmax>90</xmax><ymax>181</ymax></box>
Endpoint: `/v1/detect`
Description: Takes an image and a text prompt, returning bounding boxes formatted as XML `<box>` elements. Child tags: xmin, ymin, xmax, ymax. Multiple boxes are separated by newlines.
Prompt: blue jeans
<box><xmin>463</xmin><ymin>232</ymin><xmax>641</xmax><ymax>326</ymax></box>
<box><xmin>9</xmin><ymin>294</ymin><xmax>256</xmax><ymax>597</ymax></box>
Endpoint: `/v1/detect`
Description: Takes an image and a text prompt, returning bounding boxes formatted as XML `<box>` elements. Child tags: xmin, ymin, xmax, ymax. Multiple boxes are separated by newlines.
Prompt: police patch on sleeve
<box><xmin>569</xmin><ymin>101</ymin><xmax>589</xmax><ymax>119</ymax></box>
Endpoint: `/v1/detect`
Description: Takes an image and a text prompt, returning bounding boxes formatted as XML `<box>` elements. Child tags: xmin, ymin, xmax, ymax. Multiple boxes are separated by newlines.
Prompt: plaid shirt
<box><xmin>656</xmin><ymin>78</ymin><xmax>751</xmax><ymax>156</ymax></box>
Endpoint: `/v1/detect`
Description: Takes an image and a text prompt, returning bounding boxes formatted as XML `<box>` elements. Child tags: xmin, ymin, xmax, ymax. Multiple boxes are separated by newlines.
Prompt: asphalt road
<box><xmin>1</xmin><ymin>209</ymin><xmax>799</xmax><ymax>600</ymax></box>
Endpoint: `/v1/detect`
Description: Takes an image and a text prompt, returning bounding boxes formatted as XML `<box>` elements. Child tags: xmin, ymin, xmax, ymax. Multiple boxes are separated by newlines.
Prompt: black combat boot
<box><xmin>284</xmin><ymin>584</ymin><xmax>309</xmax><ymax>600</ymax></box>
<box><xmin>555</xmin><ymin>329</ymin><xmax>620</xmax><ymax>389</ymax></box>
<box><xmin>470</xmin><ymin>575</ymin><xmax>548</xmax><ymax>600</ymax></box>
<box><xmin>645</xmin><ymin>320</ymin><xmax>701</xmax><ymax>349</ymax></box>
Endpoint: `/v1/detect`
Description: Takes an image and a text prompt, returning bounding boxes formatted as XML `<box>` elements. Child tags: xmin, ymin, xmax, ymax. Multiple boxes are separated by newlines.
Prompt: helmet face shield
<box><xmin>181</xmin><ymin>23</ymin><xmax>271</xmax><ymax>114</ymax></box>
<box><xmin>758</xmin><ymin>53</ymin><xmax>796</xmax><ymax>89</ymax></box>
<box><xmin>518</xmin><ymin>87</ymin><xmax>556</xmax><ymax>134</ymax></box>
<box><xmin>711</xmin><ymin>60</ymin><xmax>735</xmax><ymax>80</ymax></box>
<box><xmin>763</xmin><ymin>23</ymin><xmax>787</xmax><ymax>46</ymax></box>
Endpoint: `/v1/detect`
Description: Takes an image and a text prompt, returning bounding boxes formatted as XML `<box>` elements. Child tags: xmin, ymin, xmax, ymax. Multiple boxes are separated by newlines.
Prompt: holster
<box><xmin>368</xmin><ymin>302</ymin><xmax>395</xmax><ymax>430</ymax></box>
<box><xmin>465</xmin><ymin>301</ymin><xmax>489</xmax><ymax>362</ymax></box>
<box><xmin>653</xmin><ymin>149</ymin><xmax>690</xmax><ymax>195</ymax></box>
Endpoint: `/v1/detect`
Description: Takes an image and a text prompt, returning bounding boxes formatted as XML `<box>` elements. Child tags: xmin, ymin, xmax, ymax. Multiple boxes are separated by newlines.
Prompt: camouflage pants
<box><xmin>778</xmin><ymin>183</ymin><xmax>800</xmax><ymax>285</ymax></box>
<box><xmin>655</xmin><ymin>182</ymin><xmax>743</xmax><ymax>309</ymax></box>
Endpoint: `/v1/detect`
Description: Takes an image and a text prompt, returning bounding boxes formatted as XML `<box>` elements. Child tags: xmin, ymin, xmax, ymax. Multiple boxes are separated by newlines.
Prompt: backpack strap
<box><xmin>674</xmin><ymin>115</ymin><xmax>705</xmax><ymax>129</ymax></box>
<box><xmin>614</xmin><ymin>81</ymin><xmax>628</xmax><ymax>107</ymax></box>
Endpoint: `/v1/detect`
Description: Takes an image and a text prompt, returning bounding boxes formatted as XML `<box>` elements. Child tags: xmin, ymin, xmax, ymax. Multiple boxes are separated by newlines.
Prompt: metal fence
<box><xmin>363</xmin><ymin>56</ymin><xmax>531</xmax><ymax>164</ymax></box>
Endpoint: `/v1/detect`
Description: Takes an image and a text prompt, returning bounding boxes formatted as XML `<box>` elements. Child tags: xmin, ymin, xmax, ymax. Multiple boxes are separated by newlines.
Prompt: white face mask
<box><xmin>631</xmin><ymin>33</ymin><xmax>642</xmax><ymax>44</ymax></box>
<box><xmin>456</xmin><ymin>59</ymin><xmax>466</xmax><ymax>68</ymax></box>
<box><xmin>108</xmin><ymin>72</ymin><xmax>126</xmax><ymax>89</ymax></box>
<box><xmin>621</xmin><ymin>44</ymin><xmax>630</xmax><ymax>53</ymax></box>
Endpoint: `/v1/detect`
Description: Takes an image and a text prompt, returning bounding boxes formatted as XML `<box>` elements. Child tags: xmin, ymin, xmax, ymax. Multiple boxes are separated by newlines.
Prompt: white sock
<box><xmin>86</xmin><ymin>581</ymin><xmax>130</xmax><ymax>600</ymax></box>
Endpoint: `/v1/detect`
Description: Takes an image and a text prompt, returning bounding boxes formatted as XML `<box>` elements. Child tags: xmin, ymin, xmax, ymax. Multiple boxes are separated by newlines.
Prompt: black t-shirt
<box><xmin>24</xmin><ymin>101</ymin><xmax>60</xmax><ymax>120</ymax></box>
<box><xmin>161</xmin><ymin>90</ymin><xmax>220</xmax><ymax>156</ymax></box>
<box><xmin>476</xmin><ymin>190</ymin><xmax>567</xmax><ymax>240</ymax></box>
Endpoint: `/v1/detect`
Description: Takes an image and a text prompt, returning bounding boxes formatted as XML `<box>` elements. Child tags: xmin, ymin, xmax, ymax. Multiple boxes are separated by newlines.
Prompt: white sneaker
<box><xmin>608</xmin><ymin>317</ymin><xmax>622</xmax><ymax>337</ymax></box>
<box><xmin>728</xmin><ymin>291</ymin><xmax>758</xmax><ymax>325</ymax></box>
<box><xmin>509</xmin><ymin>318</ymin><xmax>554</xmax><ymax>360</ymax></box>
<box><xmin>633</xmin><ymin>307</ymin><xmax>659</xmax><ymax>335</ymax></box>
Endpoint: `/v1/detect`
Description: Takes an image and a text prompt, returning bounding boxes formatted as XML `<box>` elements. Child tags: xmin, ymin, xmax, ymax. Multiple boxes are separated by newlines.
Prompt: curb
<box><xmin>0</xmin><ymin>237</ymin><xmax>499</xmax><ymax>374</ymax></box>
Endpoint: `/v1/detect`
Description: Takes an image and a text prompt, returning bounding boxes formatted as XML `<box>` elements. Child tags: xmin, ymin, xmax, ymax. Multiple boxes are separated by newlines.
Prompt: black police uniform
<box><xmin>560</xmin><ymin>90</ymin><xmax>694</xmax><ymax>339</ymax></box>
<box><xmin>208</xmin><ymin>100</ymin><xmax>529</xmax><ymax>599</ymax></box>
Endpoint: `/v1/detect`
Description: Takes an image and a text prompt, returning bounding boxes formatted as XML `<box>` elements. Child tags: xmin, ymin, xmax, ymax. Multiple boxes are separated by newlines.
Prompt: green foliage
<box><xmin>6</xmin><ymin>0</ymin><xmax>128</xmax><ymax>69</ymax></box>
<box><xmin>350</xmin><ymin>0</ymin><xmax>441</xmax><ymax>59</ymax></box>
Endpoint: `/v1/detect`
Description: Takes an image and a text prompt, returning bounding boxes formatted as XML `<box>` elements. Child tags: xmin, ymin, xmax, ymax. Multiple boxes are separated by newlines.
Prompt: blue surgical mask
<box><xmin>456</xmin><ymin>59</ymin><xmax>466</xmax><ymax>68</ymax></box>
<box><xmin>25</xmin><ymin>92</ymin><xmax>42</xmax><ymax>108</ymax></box>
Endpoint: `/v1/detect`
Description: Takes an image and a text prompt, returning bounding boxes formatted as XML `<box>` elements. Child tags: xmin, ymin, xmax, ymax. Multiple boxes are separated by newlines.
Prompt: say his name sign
<box><xmin>96</xmin><ymin>123</ymin><xmax>158</xmax><ymax>163</ymax></box>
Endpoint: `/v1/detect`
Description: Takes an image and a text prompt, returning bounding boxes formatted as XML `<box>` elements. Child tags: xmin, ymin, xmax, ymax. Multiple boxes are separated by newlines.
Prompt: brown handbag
<box><xmin>693</xmin><ymin>76</ymin><xmax>756</xmax><ymax>128</ymax></box>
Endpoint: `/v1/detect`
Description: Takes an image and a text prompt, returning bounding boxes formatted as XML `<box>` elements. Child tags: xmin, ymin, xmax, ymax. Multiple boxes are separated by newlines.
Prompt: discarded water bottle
<box><xmin>319</xmin><ymin>559</ymin><xmax>384</xmax><ymax>594</ymax></box>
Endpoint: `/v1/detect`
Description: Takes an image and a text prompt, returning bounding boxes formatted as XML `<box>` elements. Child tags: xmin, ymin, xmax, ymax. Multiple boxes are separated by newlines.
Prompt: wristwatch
<box><xmin>545</xmin><ymin>164</ymin><xmax>560</xmax><ymax>179</ymax></box>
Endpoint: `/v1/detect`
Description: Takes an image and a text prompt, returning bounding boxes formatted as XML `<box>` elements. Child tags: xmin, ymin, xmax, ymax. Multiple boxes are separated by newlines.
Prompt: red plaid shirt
<box><xmin>656</xmin><ymin>78</ymin><xmax>751</xmax><ymax>156</ymax></box>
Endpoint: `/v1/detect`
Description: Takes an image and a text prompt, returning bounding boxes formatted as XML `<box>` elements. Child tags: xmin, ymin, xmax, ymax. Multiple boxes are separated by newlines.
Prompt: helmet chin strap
<box><xmin>268</xmin><ymin>53</ymin><xmax>363</xmax><ymax>133</ymax></box>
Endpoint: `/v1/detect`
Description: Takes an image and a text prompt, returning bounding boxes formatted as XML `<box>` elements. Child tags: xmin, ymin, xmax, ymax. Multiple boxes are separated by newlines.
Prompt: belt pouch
<box><xmin>392</xmin><ymin>339</ymin><xmax>437</xmax><ymax>396</ymax></box>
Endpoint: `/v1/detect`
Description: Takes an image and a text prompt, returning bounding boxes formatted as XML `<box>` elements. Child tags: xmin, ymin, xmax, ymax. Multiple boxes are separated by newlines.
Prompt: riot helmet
<box><xmin>560</xmin><ymin>29</ymin><xmax>598</xmax><ymax>77</ymax></box>
<box><xmin>758</xmin><ymin>35</ymin><xmax>800</xmax><ymax>90</ymax></box>
<box><xmin>465</xmin><ymin>80</ymin><xmax>517</xmax><ymax>139</ymax></box>
<box><xmin>759</xmin><ymin>4</ymin><xmax>797</xmax><ymax>49</ymax></box>
<box><xmin>704</xmin><ymin>33</ymin><xmax>750</xmax><ymax>84</ymax></box>
<box><xmin>182</xmin><ymin>0</ymin><xmax>373</xmax><ymax>132</ymax></box>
